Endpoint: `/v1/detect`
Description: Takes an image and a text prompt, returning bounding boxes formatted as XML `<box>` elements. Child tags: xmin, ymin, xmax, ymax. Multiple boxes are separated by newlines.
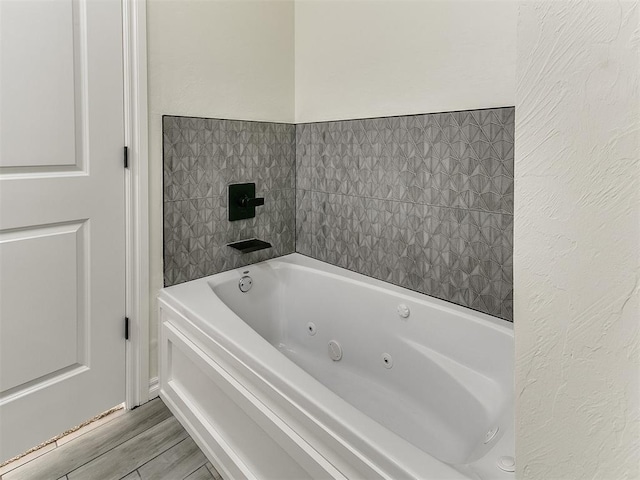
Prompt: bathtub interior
<box><xmin>208</xmin><ymin>259</ymin><xmax>513</xmax><ymax>467</ymax></box>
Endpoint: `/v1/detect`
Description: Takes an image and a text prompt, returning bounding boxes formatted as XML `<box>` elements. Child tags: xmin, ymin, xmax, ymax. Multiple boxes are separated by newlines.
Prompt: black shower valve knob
<box><xmin>238</xmin><ymin>195</ymin><xmax>265</xmax><ymax>208</ymax></box>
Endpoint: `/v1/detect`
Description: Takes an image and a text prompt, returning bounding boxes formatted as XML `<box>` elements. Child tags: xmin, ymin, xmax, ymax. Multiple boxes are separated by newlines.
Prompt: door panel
<box><xmin>1</xmin><ymin>0</ymin><xmax>80</xmax><ymax>172</ymax></box>
<box><xmin>0</xmin><ymin>0</ymin><xmax>126</xmax><ymax>461</ymax></box>
<box><xmin>0</xmin><ymin>221</ymin><xmax>87</xmax><ymax>393</ymax></box>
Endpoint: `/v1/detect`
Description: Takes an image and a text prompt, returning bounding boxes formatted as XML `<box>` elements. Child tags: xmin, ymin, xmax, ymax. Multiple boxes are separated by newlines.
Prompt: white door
<box><xmin>0</xmin><ymin>0</ymin><xmax>126</xmax><ymax>461</ymax></box>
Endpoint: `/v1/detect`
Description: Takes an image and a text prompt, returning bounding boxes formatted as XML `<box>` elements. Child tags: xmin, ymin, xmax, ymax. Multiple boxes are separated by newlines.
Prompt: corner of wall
<box><xmin>147</xmin><ymin>0</ymin><xmax>296</xmax><ymax>379</ymax></box>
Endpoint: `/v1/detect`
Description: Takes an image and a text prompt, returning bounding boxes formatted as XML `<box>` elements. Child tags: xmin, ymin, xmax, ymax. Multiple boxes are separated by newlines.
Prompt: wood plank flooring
<box><xmin>1</xmin><ymin>399</ymin><xmax>222</xmax><ymax>480</ymax></box>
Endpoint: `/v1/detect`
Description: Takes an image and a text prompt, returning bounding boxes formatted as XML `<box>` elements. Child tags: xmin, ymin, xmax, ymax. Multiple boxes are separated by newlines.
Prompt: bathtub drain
<box><xmin>238</xmin><ymin>275</ymin><xmax>253</xmax><ymax>293</ymax></box>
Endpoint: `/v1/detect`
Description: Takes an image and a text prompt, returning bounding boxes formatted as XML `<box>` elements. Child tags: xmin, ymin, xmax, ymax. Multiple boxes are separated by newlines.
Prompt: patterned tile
<box><xmin>301</xmin><ymin>191</ymin><xmax>512</xmax><ymax>319</ymax></box>
<box><xmin>163</xmin><ymin>116</ymin><xmax>295</xmax><ymax>286</ymax></box>
<box><xmin>296</xmin><ymin>107</ymin><xmax>514</xmax><ymax>321</ymax></box>
<box><xmin>163</xmin><ymin>197</ymin><xmax>217</xmax><ymax>286</ymax></box>
<box><xmin>295</xmin><ymin>189</ymin><xmax>313</xmax><ymax>256</ymax></box>
<box><xmin>297</xmin><ymin>108</ymin><xmax>514</xmax><ymax>214</ymax></box>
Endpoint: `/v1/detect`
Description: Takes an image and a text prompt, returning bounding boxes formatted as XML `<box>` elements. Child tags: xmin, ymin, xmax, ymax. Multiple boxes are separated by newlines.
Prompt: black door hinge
<box><xmin>125</xmin><ymin>317</ymin><xmax>130</xmax><ymax>340</ymax></box>
<box><xmin>124</xmin><ymin>146</ymin><xmax>129</xmax><ymax>169</ymax></box>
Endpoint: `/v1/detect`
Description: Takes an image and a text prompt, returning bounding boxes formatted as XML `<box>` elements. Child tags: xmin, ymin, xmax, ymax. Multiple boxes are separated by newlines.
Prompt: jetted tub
<box><xmin>158</xmin><ymin>254</ymin><xmax>514</xmax><ymax>480</ymax></box>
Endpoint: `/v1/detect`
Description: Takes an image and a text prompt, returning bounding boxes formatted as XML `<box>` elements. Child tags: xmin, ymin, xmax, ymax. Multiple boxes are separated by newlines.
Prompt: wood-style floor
<box><xmin>0</xmin><ymin>398</ymin><xmax>222</xmax><ymax>480</ymax></box>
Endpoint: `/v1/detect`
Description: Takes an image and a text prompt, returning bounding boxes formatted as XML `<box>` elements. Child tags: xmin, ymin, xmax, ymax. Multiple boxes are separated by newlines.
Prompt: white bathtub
<box><xmin>158</xmin><ymin>254</ymin><xmax>514</xmax><ymax>480</ymax></box>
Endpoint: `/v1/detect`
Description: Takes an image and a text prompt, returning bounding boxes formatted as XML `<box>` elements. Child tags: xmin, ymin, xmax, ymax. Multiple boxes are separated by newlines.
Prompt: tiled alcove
<box><xmin>163</xmin><ymin>108</ymin><xmax>514</xmax><ymax>321</ymax></box>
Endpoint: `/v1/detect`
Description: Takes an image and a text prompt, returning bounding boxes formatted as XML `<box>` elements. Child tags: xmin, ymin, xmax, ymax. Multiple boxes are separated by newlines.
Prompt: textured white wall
<box><xmin>294</xmin><ymin>0</ymin><xmax>517</xmax><ymax>123</ymax></box>
<box><xmin>147</xmin><ymin>0</ymin><xmax>295</xmax><ymax>378</ymax></box>
<box><xmin>515</xmin><ymin>2</ymin><xmax>640</xmax><ymax>478</ymax></box>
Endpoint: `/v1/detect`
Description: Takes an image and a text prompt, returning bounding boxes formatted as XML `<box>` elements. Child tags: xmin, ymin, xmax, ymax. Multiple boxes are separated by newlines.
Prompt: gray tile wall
<box><xmin>163</xmin><ymin>109</ymin><xmax>514</xmax><ymax>321</ymax></box>
<box><xmin>295</xmin><ymin>108</ymin><xmax>514</xmax><ymax>321</ymax></box>
<box><xmin>163</xmin><ymin>116</ymin><xmax>295</xmax><ymax>286</ymax></box>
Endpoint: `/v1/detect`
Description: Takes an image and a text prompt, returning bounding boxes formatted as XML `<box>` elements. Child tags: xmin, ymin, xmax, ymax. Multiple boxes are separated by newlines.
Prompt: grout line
<box><xmin>117</xmin><ymin>469</ymin><xmax>141</xmax><ymax>480</ymax></box>
<box><xmin>132</xmin><ymin>436</ymin><xmax>190</xmax><ymax>476</ymax></box>
<box><xmin>163</xmin><ymin>187</ymin><xmax>296</xmax><ymax>204</ymax></box>
<box><xmin>297</xmin><ymin>187</ymin><xmax>514</xmax><ymax>217</ymax></box>
<box><xmin>181</xmin><ymin>460</ymin><xmax>209</xmax><ymax>480</ymax></box>
<box><xmin>121</xmin><ymin>469</ymin><xmax>141</xmax><ymax>480</ymax></box>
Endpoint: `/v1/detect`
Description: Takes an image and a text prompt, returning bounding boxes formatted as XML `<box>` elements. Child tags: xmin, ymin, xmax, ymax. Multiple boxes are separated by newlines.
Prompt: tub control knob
<box><xmin>328</xmin><ymin>340</ymin><xmax>342</xmax><ymax>361</ymax></box>
<box><xmin>397</xmin><ymin>304</ymin><xmax>410</xmax><ymax>318</ymax></box>
<box><xmin>497</xmin><ymin>456</ymin><xmax>515</xmax><ymax>473</ymax></box>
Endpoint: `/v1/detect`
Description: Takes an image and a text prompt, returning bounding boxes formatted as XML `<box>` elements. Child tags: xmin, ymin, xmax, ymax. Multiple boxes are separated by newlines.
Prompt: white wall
<box><xmin>515</xmin><ymin>2</ymin><xmax>640</xmax><ymax>478</ymax></box>
<box><xmin>147</xmin><ymin>0</ymin><xmax>295</xmax><ymax>378</ymax></box>
<box><xmin>294</xmin><ymin>0</ymin><xmax>517</xmax><ymax>123</ymax></box>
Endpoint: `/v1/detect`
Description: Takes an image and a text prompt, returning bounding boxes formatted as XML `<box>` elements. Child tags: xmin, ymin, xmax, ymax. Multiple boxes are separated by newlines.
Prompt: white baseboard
<box><xmin>148</xmin><ymin>376</ymin><xmax>159</xmax><ymax>400</ymax></box>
